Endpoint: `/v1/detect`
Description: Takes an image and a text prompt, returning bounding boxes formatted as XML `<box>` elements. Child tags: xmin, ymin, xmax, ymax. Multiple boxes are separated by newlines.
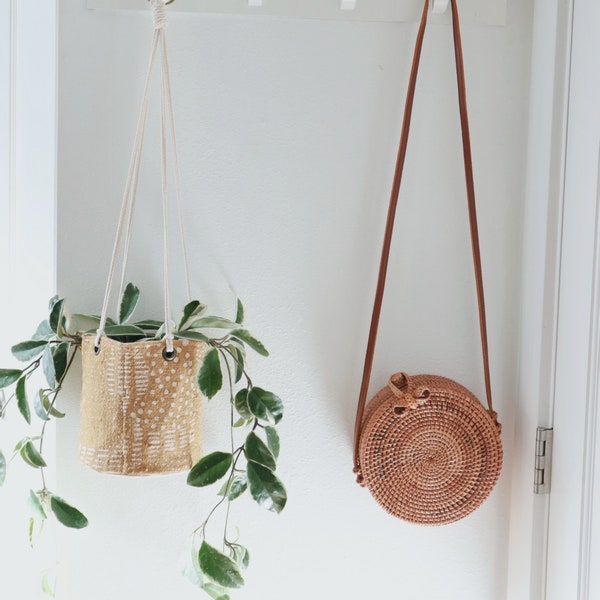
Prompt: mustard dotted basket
<box><xmin>80</xmin><ymin>337</ymin><xmax>206</xmax><ymax>475</ymax></box>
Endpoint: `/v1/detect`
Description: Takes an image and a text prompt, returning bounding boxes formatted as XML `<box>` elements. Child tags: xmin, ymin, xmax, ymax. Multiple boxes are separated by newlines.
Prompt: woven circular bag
<box><xmin>353</xmin><ymin>0</ymin><xmax>503</xmax><ymax>524</ymax></box>
<box><xmin>358</xmin><ymin>373</ymin><xmax>502</xmax><ymax>525</ymax></box>
<box><xmin>80</xmin><ymin>336</ymin><xmax>206</xmax><ymax>475</ymax></box>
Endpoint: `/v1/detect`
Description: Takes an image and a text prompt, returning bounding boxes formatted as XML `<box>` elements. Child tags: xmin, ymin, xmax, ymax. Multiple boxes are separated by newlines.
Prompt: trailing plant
<box><xmin>0</xmin><ymin>284</ymin><xmax>286</xmax><ymax>598</ymax></box>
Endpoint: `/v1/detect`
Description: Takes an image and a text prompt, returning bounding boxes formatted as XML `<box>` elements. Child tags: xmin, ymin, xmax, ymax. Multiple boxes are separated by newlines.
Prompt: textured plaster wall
<box><xmin>56</xmin><ymin>1</ymin><xmax>532</xmax><ymax>598</ymax></box>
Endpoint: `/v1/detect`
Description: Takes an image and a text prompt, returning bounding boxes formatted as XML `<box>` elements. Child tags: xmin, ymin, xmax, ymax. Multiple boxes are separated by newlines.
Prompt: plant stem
<box><xmin>38</xmin><ymin>344</ymin><xmax>79</xmax><ymax>490</ymax></box>
<box><xmin>194</xmin><ymin>447</ymin><xmax>244</xmax><ymax>538</ymax></box>
<box><xmin>219</xmin><ymin>348</ymin><xmax>236</xmax><ymax>551</ymax></box>
<box><xmin>215</xmin><ymin>342</ymin><xmax>253</xmax><ymax>388</ymax></box>
<box><xmin>0</xmin><ymin>357</ymin><xmax>43</xmax><ymax>414</ymax></box>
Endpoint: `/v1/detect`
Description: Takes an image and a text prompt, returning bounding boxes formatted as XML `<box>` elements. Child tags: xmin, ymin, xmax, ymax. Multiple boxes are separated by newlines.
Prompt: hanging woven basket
<box><xmin>79</xmin><ymin>0</ymin><xmax>203</xmax><ymax>476</ymax></box>
<box><xmin>79</xmin><ymin>336</ymin><xmax>206</xmax><ymax>475</ymax></box>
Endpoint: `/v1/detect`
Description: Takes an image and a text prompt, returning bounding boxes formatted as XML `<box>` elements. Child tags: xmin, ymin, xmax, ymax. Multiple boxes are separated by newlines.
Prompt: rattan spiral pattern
<box><xmin>358</xmin><ymin>374</ymin><xmax>502</xmax><ymax>525</ymax></box>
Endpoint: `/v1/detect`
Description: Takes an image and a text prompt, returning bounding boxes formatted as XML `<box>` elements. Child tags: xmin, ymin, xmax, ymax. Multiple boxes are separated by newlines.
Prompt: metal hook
<box><xmin>148</xmin><ymin>0</ymin><xmax>175</xmax><ymax>5</ymax></box>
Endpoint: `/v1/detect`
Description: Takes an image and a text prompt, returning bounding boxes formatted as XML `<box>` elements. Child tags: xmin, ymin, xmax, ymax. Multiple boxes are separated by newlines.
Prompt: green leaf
<box><xmin>230</xmin><ymin>544</ymin><xmax>250</xmax><ymax>570</ymax></box>
<box><xmin>104</xmin><ymin>324</ymin><xmax>146</xmax><ymax>337</ymax></box>
<box><xmin>234</xmin><ymin>355</ymin><xmax>244</xmax><ymax>383</ymax></box>
<box><xmin>28</xmin><ymin>490</ymin><xmax>47</xmax><ymax>520</ymax></box>
<box><xmin>57</xmin><ymin>314</ymin><xmax>68</xmax><ymax>338</ymax></box>
<box><xmin>81</xmin><ymin>316</ymin><xmax>116</xmax><ymax>333</ymax></box>
<box><xmin>228</xmin><ymin>345</ymin><xmax>245</xmax><ymax>384</ymax></box>
<box><xmin>187</xmin><ymin>451</ymin><xmax>232</xmax><ymax>487</ymax></box>
<box><xmin>50</xmin><ymin>495</ymin><xmax>88</xmax><ymax>529</ymax></box>
<box><xmin>48</xmin><ymin>295</ymin><xmax>60</xmax><ymax>311</ymax></box>
<box><xmin>245</xmin><ymin>431</ymin><xmax>276</xmax><ymax>471</ymax></box>
<box><xmin>231</xmin><ymin>329</ymin><xmax>268</xmax><ymax>357</ymax></box>
<box><xmin>20</xmin><ymin>441</ymin><xmax>47</xmax><ymax>468</ymax></box>
<box><xmin>44</xmin><ymin>394</ymin><xmax>64</xmax><ymax>418</ymax></box>
<box><xmin>217</xmin><ymin>473</ymin><xmax>248</xmax><ymax>501</ymax></box>
<box><xmin>49</xmin><ymin>299</ymin><xmax>64</xmax><ymax>333</ymax></box>
<box><xmin>201</xmin><ymin>582</ymin><xmax>231</xmax><ymax>600</ymax></box>
<box><xmin>247</xmin><ymin>387</ymin><xmax>283</xmax><ymax>425</ymax></box>
<box><xmin>34</xmin><ymin>390</ymin><xmax>65</xmax><ymax>420</ymax></box>
<box><xmin>0</xmin><ymin>450</ymin><xmax>6</xmax><ymax>486</ymax></box>
<box><xmin>235</xmin><ymin>299</ymin><xmax>244</xmax><ymax>325</ymax></box>
<box><xmin>234</xmin><ymin>389</ymin><xmax>252</xmax><ymax>420</ymax></box>
<box><xmin>52</xmin><ymin>342</ymin><xmax>69</xmax><ymax>384</ymax></box>
<box><xmin>118</xmin><ymin>282</ymin><xmax>140</xmax><ymax>324</ymax></box>
<box><xmin>178</xmin><ymin>300</ymin><xmax>207</xmax><ymax>330</ymax></box>
<box><xmin>197</xmin><ymin>348</ymin><xmax>222</xmax><ymax>399</ymax></box>
<box><xmin>174</xmin><ymin>330</ymin><xmax>210</xmax><ymax>343</ymax></box>
<box><xmin>14</xmin><ymin>437</ymin><xmax>30</xmax><ymax>454</ymax></box>
<box><xmin>188</xmin><ymin>317</ymin><xmax>239</xmax><ymax>330</ymax></box>
<box><xmin>16</xmin><ymin>377</ymin><xmax>31</xmax><ymax>424</ymax></box>
<box><xmin>41</xmin><ymin>572</ymin><xmax>55</xmax><ymax>597</ymax></box>
<box><xmin>265</xmin><ymin>426</ymin><xmax>280</xmax><ymax>459</ymax></box>
<box><xmin>0</xmin><ymin>369</ymin><xmax>23</xmax><ymax>389</ymax></box>
<box><xmin>42</xmin><ymin>346</ymin><xmax>55</xmax><ymax>388</ymax></box>
<box><xmin>11</xmin><ymin>340</ymin><xmax>48</xmax><ymax>362</ymax></box>
<box><xmin>182</xmin><ymin>545</ymin><xmax>203</xmax><ymax>588</ymax></box>
<box><xmin>67</xmin><ymin>314</ymin><xmax>100</xmax><ymax>335</ymax></box>
<box><xmin>133</xmin><ymin>319</ymin><xmax>163</xmax><ymax>330</ymax></box>
<box><xmin>32</xmin><ymin>320</ymin><xmax>54</xmax><ymax>341</ymax></box>
<box><xmin>246</xmin><ymin>461</ymin><xmax>287</xmax><ymax>514</ymax></box>
<box><xmin>233</xmin><ymin>417</ymin><xmax>246</xmax><ymax>428</ymax></box>
<box><xmin>198</xmin><ymin>541</ymin><xmax>244</xmax><ymax>589</ymax></box>
<box><xmin>33</xmin><ymin>391</ymin><xmax>50</xmax><ymax>421</ymax></box>
<box><xmin>227</xmin><ymin>338</ymin><xmax>246</xmax><ymax>354</ymax></box>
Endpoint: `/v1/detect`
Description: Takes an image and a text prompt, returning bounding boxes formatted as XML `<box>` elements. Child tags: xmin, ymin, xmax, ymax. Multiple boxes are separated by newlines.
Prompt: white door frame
<box><xmin>0</xmin><ymin>0</ymin><xmax>58</xmax><ymax>308</ymax></box>
<box><xmin>0</xmin><ymin>1</ymin><xmax>58</xmax><ymax>597</ymax></box>
<box><xmin>506</xmin><ymin>0</ymin><xmax>574</xmax><ymax>598</ymax></box>
<box><xmin>543</xmin><ymin>0</ymin><xmax>600</xmax><ymax>597</ymax></box>
<box><xmin>508</xmin><ymin>0</ymin><xmax>600</xmax><ymax>598</ymax></box>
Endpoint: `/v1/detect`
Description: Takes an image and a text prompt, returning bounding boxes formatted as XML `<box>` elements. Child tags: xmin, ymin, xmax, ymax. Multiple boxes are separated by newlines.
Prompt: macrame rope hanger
<box><xmin>95</xmin><ymin>0</ymin><xmax>190</xmax><ymax>358</ymax></box>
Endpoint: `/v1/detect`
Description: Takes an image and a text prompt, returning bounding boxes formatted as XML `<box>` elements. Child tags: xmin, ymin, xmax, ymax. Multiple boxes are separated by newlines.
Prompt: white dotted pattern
<box><xmin>79</xmin><ymin>336</ymin><xmax>206</xmax><ymax>475</ymax></box>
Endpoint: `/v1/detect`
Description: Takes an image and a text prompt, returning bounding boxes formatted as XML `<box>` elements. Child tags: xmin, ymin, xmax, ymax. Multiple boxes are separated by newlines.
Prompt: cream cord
<box><xmin>95</xmin><ymin>0</ymin><xmax>189</xmax><ymax>352</ymax></box>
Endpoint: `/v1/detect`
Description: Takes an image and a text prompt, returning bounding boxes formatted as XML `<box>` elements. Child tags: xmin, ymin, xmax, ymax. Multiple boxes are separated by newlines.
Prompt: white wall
<box><xmin>56</xmin><ymin>2</ymin><xmax>533</xmax><ymax>599</ymax></box>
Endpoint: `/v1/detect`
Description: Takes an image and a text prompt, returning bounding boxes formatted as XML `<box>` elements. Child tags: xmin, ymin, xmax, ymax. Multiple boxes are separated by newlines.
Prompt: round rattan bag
<box><xmin>358</xmin><ymin>373</ymin><xmax>502</xmax><ymax>525</ymax></box>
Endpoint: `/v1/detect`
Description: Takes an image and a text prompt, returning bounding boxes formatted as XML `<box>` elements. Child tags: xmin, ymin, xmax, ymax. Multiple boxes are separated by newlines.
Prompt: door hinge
<box><xmin>534</xmin><ymin>427</ymin><xmax>553</xmax><ymax>494</ymax></box>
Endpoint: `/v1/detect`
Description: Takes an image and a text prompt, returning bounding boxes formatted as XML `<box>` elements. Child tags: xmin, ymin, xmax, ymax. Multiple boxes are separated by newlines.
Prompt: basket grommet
<box><xmin>94</xmin><ymin>344</ymin><xmax>101</xmax><ymax>355</ymax></box>
<box><xmin>394</xmin><ymin>406</ymin><xmax>405</xmax><ymax>415</ymax></box>
<box><xmin>162</xmin><ymin>347</ymin><xmax>176</xmax><ymax>361</ymax></box>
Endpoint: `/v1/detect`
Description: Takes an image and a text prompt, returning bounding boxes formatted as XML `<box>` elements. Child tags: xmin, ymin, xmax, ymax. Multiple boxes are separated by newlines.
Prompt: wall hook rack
<box><xmin>89</xmin><ymin>0</ymin><xmax>507</xmax><ymax>27</ymax></box>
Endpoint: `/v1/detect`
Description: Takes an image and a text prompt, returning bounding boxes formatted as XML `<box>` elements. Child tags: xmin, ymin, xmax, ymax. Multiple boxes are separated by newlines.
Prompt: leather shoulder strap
<box><xmin>353</xmin><ymin>0</ymin><xmax>494</xmax><ymax>478</ymax></box>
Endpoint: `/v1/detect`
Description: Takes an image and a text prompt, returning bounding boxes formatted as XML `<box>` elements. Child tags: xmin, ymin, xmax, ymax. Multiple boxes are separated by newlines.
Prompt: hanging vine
<box><xmin>0</xmin><ymin>284</ymin><xmax>286</xmax><ymax>598</ymax></box>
